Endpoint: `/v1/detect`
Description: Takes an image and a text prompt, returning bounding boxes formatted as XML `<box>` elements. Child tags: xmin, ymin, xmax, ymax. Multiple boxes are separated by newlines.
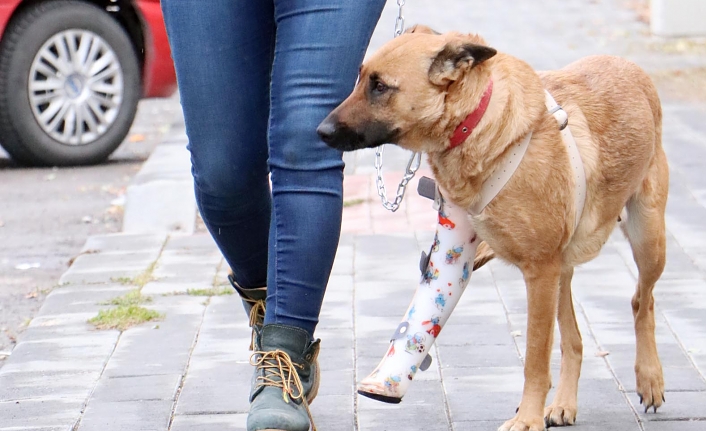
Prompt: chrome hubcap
<box><xmin>29</xmin><ymin>29</ymin><xmax>124</xmax><ymax>146</ymax></box>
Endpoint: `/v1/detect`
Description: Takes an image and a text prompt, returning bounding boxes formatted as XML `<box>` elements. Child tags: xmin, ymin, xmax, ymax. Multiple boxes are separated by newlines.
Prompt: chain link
<box><xmin>375</xmin><ymin>147</ymin><xmax>421</xmax><ymax>212</ymax></box>
<box><xmin>375</xmin><ymin>0</ymin><xmax>421</xmax><ymax>213</ymax></box>
<box><xmin>394</xmin><ymin>0</ymin><xmax>406</xmax><ymax>37</ymax></box>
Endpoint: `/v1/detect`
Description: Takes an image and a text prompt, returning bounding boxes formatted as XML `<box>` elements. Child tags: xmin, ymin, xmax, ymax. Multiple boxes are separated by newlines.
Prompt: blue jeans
<box><xmin>161</xmin><ymin>0</ymin><xmax>385</xmax><ymax>336</ymax></box>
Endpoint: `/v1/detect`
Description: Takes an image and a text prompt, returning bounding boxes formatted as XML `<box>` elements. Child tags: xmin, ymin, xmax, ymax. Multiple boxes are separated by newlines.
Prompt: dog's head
<box><xmin>317</xmin><ymin>25</ymin><xmax>496</xmax><ymax>153</ymax></box>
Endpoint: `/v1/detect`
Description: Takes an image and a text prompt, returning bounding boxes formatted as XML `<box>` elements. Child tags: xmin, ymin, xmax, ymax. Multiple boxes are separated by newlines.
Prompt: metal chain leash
<box><xmin>394</xmin><ymin>0</ymin><xmax>406</xmax><ymax>36</ymax></box>
<box><xmin>375</xmin><ymin>0</ymin><xmax>421</xmax><ymax>212</ymax></box>
<box><xmin>374</xmin><ymin>146</ymin><xmax>421</xmax><ymax>212</ymax></box>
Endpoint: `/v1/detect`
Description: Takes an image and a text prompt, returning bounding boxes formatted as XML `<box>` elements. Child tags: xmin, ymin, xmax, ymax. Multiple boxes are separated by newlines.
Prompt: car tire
<box><xmin>0</xmin><ymin>0</ymin><xmax>141</xmax><ymax>166</ymax></box>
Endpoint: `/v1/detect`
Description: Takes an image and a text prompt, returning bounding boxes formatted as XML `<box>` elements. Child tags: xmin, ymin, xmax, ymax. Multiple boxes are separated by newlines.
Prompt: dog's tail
<box><xmin>473</xmin><ymin>241</ymin><xmax>495</xmax><ymax>271</ymax></box>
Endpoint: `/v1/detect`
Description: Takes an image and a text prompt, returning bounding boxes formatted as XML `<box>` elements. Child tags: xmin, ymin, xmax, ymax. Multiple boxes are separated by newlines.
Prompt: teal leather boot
<box><xmin>247</xmin><ymin>324</ymin><xmax>321</xmax><ymax>431</ymax></box>
<box><xmin>228</xmin><ymin>273</ymin><xmax>266</xmax><ymax>350</ymax></box>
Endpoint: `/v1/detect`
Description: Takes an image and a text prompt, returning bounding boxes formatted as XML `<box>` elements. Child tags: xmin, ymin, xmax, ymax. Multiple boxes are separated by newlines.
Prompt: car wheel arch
<box><xmin>6</xmin><ymin>0</ymin><xmax>147</xmax><ymax>75</ymax></box>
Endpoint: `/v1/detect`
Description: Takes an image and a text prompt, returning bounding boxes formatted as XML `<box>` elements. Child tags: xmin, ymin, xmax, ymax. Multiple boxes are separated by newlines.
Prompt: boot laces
<box><xmin>244</xmin><ymin>299</ymin><xmax>265</xmax><ymax>350</ymax></box>
<box><xmin>250</xmin><ymin>350</ymin><xmax>317</xmax><ymax>431</ymax></box>
<box><xmin>247</xmin><ymin>299</ymin><xmax>266</xmax><ymax>328</ymax></box>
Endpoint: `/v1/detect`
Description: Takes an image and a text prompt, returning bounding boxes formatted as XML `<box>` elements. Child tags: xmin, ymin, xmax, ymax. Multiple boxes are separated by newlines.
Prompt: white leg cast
<box><xmin>358</xmin><ymin>191</ymin><xmax>478</xmax><ymax>403</ymax></box>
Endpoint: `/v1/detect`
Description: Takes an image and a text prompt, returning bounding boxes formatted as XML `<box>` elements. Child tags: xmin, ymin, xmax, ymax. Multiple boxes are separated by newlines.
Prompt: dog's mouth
<box><xmin>317</xmin><ymin>116</ymin><xmax>399</xmax><ymax>152</ymax></box>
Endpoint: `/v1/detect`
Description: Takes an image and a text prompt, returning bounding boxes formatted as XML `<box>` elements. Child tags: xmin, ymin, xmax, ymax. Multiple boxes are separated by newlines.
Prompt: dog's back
<box><xmin>538</xmin><ymin>55</ymin><xmax>665</xmax><ymax>264</ymax></box>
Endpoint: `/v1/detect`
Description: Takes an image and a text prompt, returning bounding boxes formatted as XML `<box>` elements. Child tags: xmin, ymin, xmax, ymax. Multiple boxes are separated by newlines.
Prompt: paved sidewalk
<box><xmin>2</xmin><ymin>0</ymin><xmax>706</xmax><ymax>430</ymax></box>
<box><xmin>3</xmin><ymin>218</ymin><xmax>706</xmax><ymax>430</ymax></box>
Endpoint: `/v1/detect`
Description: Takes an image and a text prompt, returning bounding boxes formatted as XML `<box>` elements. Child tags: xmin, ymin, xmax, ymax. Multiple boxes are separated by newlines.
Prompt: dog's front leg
<box><xmin>357</xmin><ymin>190</ymin><xmax>478</xmax><ymax>403</ymax></box>
<box><xmin>499</xmin><ymin>261</ymin><xmax>562</xmax><ymax>431</ymax></box>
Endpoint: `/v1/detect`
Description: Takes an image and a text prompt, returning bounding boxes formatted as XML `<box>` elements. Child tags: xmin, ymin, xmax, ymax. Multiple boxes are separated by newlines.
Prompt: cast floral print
<box><xmin>358</xmin><ymin>192</ymin><xmax>480</xmax><ymax>401</ymax></box>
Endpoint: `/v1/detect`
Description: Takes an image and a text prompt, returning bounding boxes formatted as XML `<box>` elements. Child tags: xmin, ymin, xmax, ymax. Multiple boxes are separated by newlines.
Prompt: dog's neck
<box><xmin>426</xmin><ymin>54</ymin><xmax>547</xmax><ymax>209</ymax></box>
<box><xmin>447</xmin><ymin>80</ymin><xmax>494</xmax><ymax>150</ymax></box>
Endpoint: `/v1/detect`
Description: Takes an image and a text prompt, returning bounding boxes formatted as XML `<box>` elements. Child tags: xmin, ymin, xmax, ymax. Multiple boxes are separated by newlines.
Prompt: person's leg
<box><xmin>264</xmin><ymin>0</ymin><xmax>386</xmax><ymax>337</ymax></box>
<box><xmin>161</xmin><ymin>0</ymin><xmax>274</xmax><ymax>291</ymax></box>
<box><xmin>247</xmin><ymin>2</ymin><xmax>385</xmax><ymax>430</ymax></box>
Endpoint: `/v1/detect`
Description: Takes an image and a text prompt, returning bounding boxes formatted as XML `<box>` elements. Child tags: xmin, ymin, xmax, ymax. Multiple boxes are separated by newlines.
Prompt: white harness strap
<box><xmin>544</xmin><ymin>91</ymin><xmax>586</xmax><ymax>230</ymax></box>
<box><xmin>469</xmin><ymin>132</ymin><xmax>532</xmax><ymax>215</ymax></box>
<box><xmin>468</xmin><ymin>91</ymin><xmax>587</xmax><ymax>231</ymax></box>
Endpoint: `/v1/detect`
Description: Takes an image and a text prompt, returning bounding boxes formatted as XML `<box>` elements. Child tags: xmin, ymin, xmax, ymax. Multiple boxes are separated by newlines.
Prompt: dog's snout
<box><xmin>316</xmin><ymin>117</ymin><xmax>338</xmax><ymax>144</ymax></box>
<box><xmin>317</xmin><ymin>115</ymin><xmax>364</xmax><ymax>151</ymax></box>
<box><xmin>318</xmin><ymin>114</ymin><xmax>395</xmax><ymax>151</ymax></box>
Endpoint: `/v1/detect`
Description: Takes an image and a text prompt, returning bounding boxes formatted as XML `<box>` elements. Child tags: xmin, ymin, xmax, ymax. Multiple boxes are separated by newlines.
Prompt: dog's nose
<box><xmin>316</xmin><ymin>117</ymin><xmax>338</xmax><ymax>144</ymax></box>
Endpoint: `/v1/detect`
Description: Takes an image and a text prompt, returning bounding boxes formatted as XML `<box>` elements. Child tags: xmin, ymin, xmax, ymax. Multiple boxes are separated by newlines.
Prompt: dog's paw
<box><xmin>636</xmin><ymin>361</ymin><xmax>665</xmax><ymax>413</ymax></box>
<box><xmin>498</xmin><ymin>414</ymin><xmax>546</xmax><ymax>431</ymax></box>
<box><xmin>543</xmin><ymin>403</ymin><xmax>577</xmax><ymax>427</ymax></box>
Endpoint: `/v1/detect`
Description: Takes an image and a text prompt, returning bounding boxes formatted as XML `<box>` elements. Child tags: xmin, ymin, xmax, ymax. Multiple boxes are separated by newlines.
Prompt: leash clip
<box><xmin>417</xmin><ymin>176</ymin><xmax>442</xmax><ymax>211</ymax></box>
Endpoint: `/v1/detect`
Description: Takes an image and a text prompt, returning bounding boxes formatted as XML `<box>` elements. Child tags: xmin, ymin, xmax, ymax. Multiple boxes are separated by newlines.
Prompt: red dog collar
<box><xmin>448</xmin><ymin>79</ymin><xmax>494</xmax><ymax>150</ymax></box>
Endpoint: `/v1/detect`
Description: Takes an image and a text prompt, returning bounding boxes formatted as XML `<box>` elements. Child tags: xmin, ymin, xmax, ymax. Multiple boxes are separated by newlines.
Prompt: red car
<box><xmin>0</xmin><ymin>0</ymin><xmax>176</xmax><ymax>166</ymax></box>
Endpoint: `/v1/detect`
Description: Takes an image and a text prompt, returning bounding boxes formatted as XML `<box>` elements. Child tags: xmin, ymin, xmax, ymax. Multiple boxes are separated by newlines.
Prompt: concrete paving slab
<box><xmin>77</xmin><ymin>399</ymin><xmax>173</xmax><ymax>431</ymax></box>
<box><xmin>0</xmin><ymin>370</ymin><xmax>100</xmax><ymax>403</ymax></box>
<box><xmin>90</xmin><ymin>374</ymin><xmax>182</xmax><ymax>402</ymax></box>
<box><xmin>0</xmin><ymin>398</ymin><xmax>83</xmax><ymax>430</ymax></box>
<box><xmin>170</xmin><ymin>414</ymin><xmax>247</xmax><ymax>431</ymax></box>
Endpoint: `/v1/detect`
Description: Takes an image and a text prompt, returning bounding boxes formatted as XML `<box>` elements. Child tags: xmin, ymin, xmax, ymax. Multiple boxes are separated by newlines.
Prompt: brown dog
<box><xmin>318</xmin><ymin>25</ymin><xmax>668</xmax><ymax>431</ymax></box>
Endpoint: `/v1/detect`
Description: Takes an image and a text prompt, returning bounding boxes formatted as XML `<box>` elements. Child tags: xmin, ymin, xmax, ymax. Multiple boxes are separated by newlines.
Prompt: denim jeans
<box><xmin>161</xmin><ymin>0</ymin><xmax>385</xmax><ymax>336</ymax></box>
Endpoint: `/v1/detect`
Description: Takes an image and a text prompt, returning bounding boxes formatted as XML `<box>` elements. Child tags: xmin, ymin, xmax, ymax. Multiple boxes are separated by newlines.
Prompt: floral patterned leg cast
<box><xmin>358</xmin><ymin>188</ymin><xmax>478</xmax><ymax>403</ymax></box>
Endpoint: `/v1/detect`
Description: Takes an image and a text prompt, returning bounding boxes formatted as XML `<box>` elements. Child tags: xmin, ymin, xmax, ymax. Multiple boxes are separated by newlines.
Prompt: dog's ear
<box><xmin>404</xmin><ymin>24</ymin><xmax>441</xmax><ymax>35</ymax></box>
<box><xmin>428</xmin><ymin>41</ymin><xmax>497</xmax><ymax>86</ymax></box>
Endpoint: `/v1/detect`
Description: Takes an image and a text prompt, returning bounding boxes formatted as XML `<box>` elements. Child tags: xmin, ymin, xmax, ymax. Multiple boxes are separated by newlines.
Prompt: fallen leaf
<box><xmin>25</xmin><ymin>291</ymin><xmax>38</xmax><ymax>299</ymax></box>
<box><xmin>128</xmin><ymin>134</ymin><xmax>145</xmax><ymax>143</ymax></box>
<box><xmin>67</xmin><ymin>249</ymin><xmax>100</xmax><ymax>266</ymax></box>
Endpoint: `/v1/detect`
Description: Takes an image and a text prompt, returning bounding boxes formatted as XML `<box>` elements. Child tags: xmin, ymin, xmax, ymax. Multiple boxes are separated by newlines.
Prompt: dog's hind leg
<box><xmin>544</xmin><ymin>266</ymin><xmax>582</xmax><ymax>426</ymax></box>
<box><xmin>621</xmin><ymin>147</ymin><xmax>668</xmax><ymax>413</ymax></box>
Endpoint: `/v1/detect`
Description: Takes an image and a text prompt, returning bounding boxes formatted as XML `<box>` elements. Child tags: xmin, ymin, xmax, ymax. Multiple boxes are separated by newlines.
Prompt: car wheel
<box><xmin>0</xmin><ymin>0</ymin><xmax>141</xmax><ymax>166</ymax></box>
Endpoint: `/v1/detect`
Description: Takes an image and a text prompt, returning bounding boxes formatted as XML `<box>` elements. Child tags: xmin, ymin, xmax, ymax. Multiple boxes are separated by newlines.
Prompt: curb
<box><xmin>122</xmin><ymin>118</ymin><xmax>197</xmax><ymax>235</ymax></box>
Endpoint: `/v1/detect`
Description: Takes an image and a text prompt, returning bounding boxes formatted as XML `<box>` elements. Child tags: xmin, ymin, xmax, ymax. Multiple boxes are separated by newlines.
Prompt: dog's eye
<box><xmin>373</xmin><ymin>81</ymin><xmax>388</xmax><ymax>94</ymax></box>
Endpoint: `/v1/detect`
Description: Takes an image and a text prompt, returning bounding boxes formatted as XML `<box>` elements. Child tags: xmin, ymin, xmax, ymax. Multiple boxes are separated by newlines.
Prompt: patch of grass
<box><xmin>133</xmin><ymin>261</ymin><xmax>157</xmax><ymax>288</ymax></box>
<box><xmin>647</xmin><ymin>39</ymin><xmax>706</xmax><ymax>55</ymax></box>
<box><xmin>101</xmin><ymin>290</ymin><xmax>152</xmax><ymax>306</ymax></box>
<box><xmin>343</xmin><ymin>198</ymin><xmax>366</xmax><ymax>208</ymax></box>
<box><xmin>210</xmin><ymin>259</ymin><xmax>230</xmax><ymax>289</ymax></box>
<box><xmin>89</xmin><ymin>305</ymin><xmax>163</xmax><ymax>331</ymax></box>
<box><xmin>111</xmin><ymin>276</ymin><xmax>134</xmax><ymax>285</ymax></box>
<box><xmin>214</xmin><ymin>279</ymin><xmax>231</xmax><ymax>287</ymax></box>
<box><xmin>186</xmin><ymin>287</ymin><xmax>233</xmax><ymax>297</ymax></box>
